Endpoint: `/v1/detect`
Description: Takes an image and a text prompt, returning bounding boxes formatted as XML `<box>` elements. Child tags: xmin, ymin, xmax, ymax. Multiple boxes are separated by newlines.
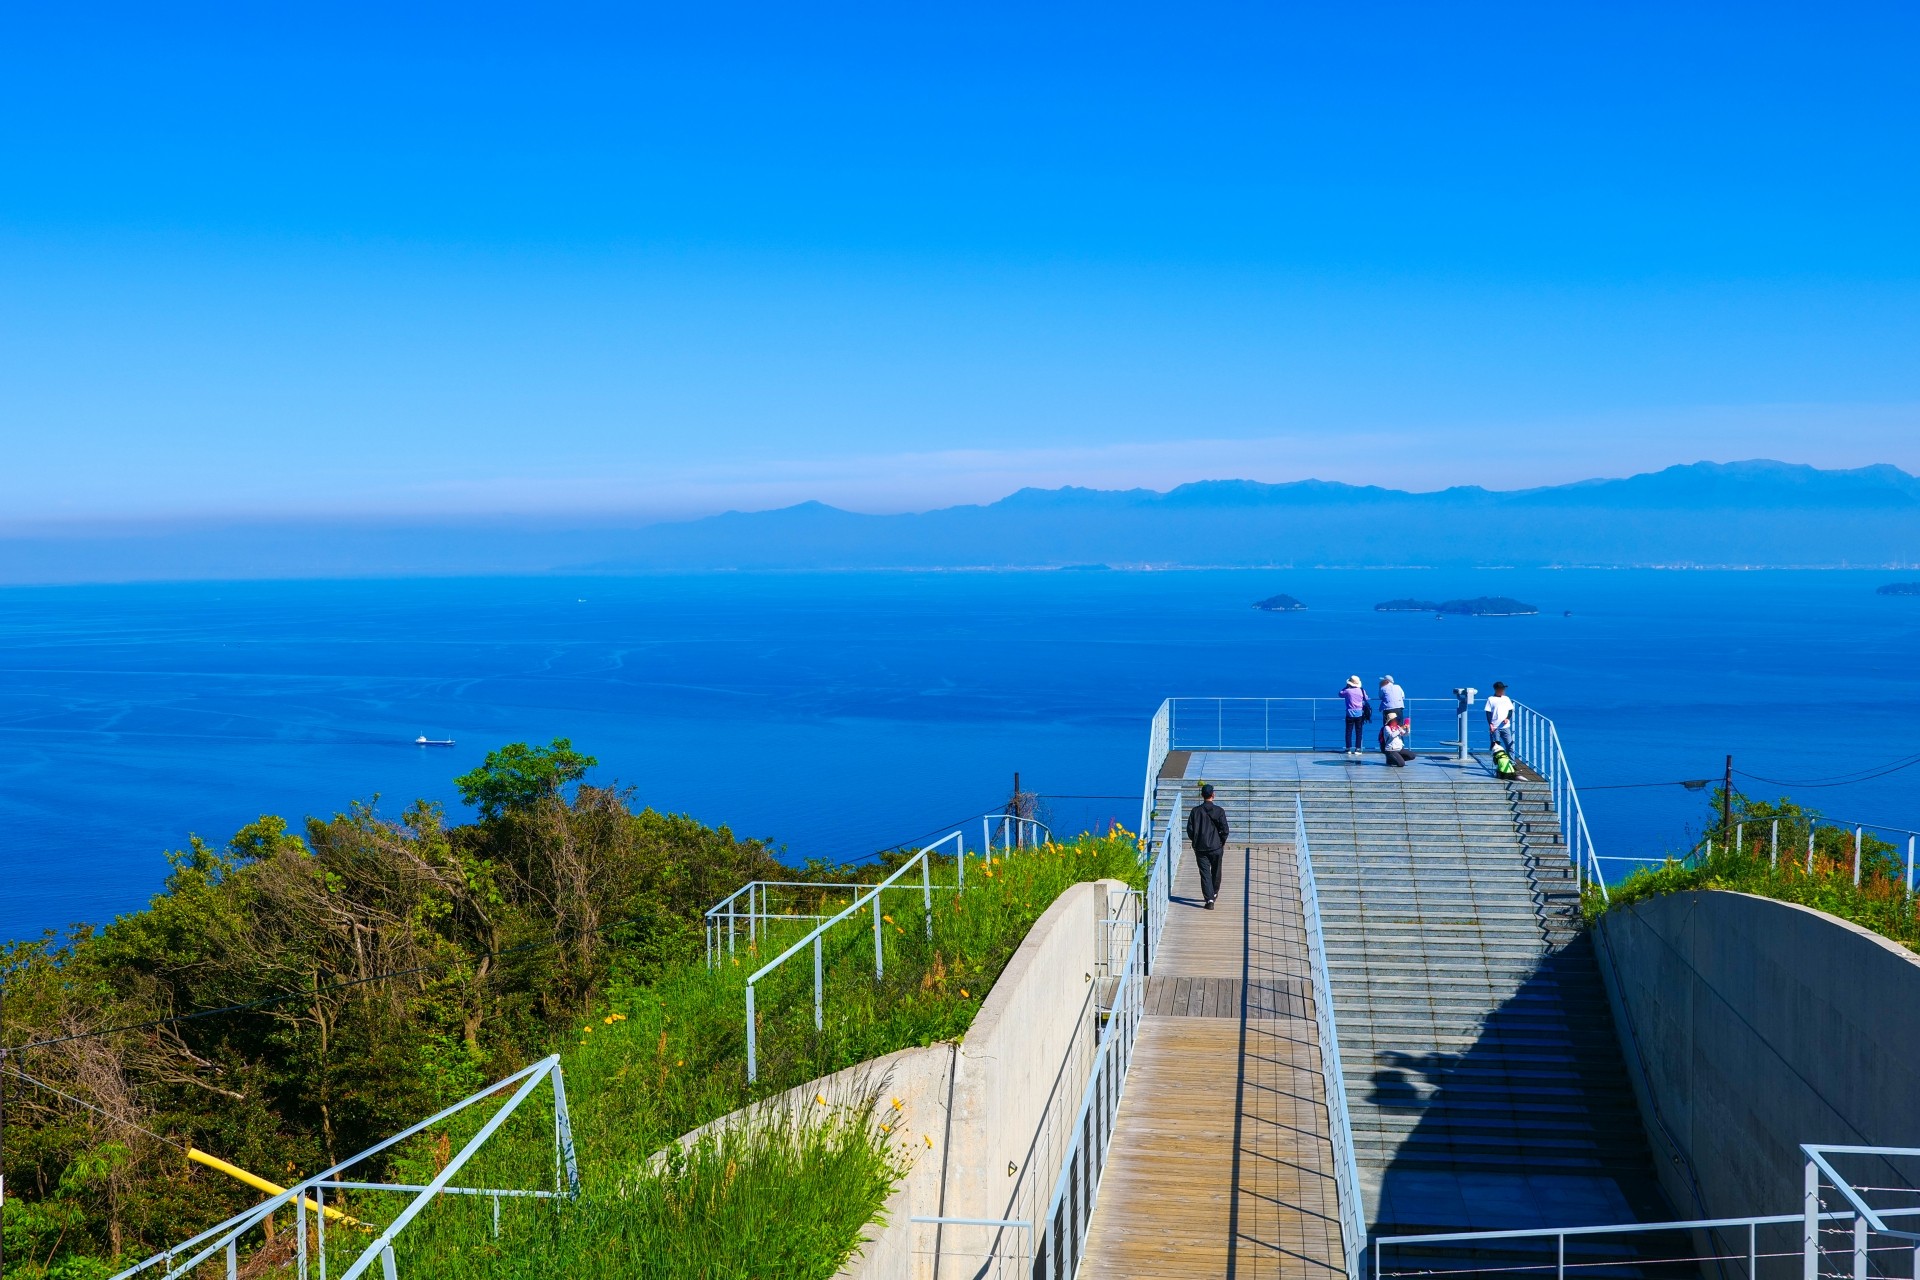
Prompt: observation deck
<box><xmin>1075</xmin><ymin>697</ymin><xmax>1666</xmax><ymax>1278</ymax></box>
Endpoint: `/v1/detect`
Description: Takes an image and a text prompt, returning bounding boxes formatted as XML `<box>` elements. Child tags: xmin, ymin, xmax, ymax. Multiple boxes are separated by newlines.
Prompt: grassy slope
<box><xmin>372</xmin><ymin>832</ymin><xmax>1146</xmax><ymax>1279</ymax></box>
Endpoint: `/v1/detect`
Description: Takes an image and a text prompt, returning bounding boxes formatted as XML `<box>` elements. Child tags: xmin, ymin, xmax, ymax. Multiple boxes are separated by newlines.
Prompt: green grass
<box><xmin>348</xmin><ymin>830</ymin><xmax>1148</xmax><ymax>1280</ymax></box>
<box><xmin>1588</xmin><ymin>815</ymin><xmax>1920</xmax><ymax>952</ymax></box>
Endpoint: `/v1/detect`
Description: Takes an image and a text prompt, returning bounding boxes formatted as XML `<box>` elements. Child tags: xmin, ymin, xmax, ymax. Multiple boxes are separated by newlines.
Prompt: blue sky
<box><xmin>5</xmin><ymin>2</ymin><xmax>1920</xmax><ymax>524</ymax></box>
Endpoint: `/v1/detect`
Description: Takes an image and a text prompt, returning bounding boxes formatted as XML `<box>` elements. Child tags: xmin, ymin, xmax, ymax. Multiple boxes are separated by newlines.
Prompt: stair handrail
<box><xmin>1295</xmin><ymin>795</ymin><xmax>1368</xmax><ymax>1280</ymax></box>
<box><xmin>1510</xmin><ymin>701</ymin><xmax>1609</xmax><ymax>903</ymax></box>
<box><xmin>1143</xmin><ymin>789</ymin><xmax>1177</xmax><ymax>971</ymax></box>
<box><xmin>1140</xmin><ymin>698</ymin><xmax>1172</xmax><ymax>838</ymax></box>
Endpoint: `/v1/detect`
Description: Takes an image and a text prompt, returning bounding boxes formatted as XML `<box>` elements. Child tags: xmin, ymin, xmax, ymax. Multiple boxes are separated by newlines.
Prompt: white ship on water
<box><xmin>415</xmin><ymin>735</ymin><xmax>455</xmax><ymax>746</ymax></box>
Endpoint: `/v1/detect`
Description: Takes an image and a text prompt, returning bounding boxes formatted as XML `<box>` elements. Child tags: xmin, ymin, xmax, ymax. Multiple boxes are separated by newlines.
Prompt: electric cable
<box><xmin>2</xmin><ymin>1065</ymin><xmax>191</xmax><ymax>1153</ymax></box>
<box><xmin>1738</xmin><ymin>754</ymin><xmax>1920</xmax><ymax>789</ymax></box>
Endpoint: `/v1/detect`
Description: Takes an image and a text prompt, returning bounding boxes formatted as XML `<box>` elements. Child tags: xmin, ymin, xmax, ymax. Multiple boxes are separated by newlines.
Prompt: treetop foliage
<box><xmin>454</xmin><ymin>738</ymin><xmax>598</xmax><ymax>821</ymax></box>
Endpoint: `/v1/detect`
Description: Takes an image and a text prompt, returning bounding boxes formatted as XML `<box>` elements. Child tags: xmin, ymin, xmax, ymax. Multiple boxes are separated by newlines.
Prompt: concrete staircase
<box><xmin>1145</xmin><ymin>757</ymin><xmax>1671</xmax><ymax>1248</ymax></box>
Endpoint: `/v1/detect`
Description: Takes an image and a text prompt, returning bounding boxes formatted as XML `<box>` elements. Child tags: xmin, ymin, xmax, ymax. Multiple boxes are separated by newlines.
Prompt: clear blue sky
<box><xmin>5</xmin><ymin>2</ymin><xmax>1920</xmax><ymax>524</ymax></box>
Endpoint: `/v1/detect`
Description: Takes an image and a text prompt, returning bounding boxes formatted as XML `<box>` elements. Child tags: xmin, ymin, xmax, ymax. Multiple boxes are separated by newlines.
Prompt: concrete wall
<box><xmin>671</xmin><ymin>877</ymin><xmax>1131</xmax><ymax>1278</ymax></box>
<box><xmin>1597</xmin><ymin>890</ymin><xmax>1920</xmax><ymax>1220</ymax></box>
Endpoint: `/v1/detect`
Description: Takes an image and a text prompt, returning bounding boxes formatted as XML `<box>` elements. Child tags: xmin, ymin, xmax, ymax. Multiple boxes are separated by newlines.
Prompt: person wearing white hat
<box><xmin>1339</xmin><ymin>675</ymin><xmax>1371</xmax><ymax>757</ymax></box>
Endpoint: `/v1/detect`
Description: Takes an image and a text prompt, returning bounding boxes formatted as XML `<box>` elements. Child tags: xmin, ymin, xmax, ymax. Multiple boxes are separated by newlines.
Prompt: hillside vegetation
<box><xmin>1589</xmin><ymin>789</ymin><xmax>1918</xmax><ymax>952</ymax></box>
<box><xmin>0</xmin><ymin>740</ymin><xmax>1143</xmax><ymax>1278</ymax></box>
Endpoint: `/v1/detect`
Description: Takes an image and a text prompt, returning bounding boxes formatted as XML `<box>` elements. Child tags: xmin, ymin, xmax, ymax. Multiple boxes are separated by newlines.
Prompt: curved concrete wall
<box><xmin>1597</xmin><ymin>890</ymin><xmax>1920</xmax><ymax>1219</ymax></box>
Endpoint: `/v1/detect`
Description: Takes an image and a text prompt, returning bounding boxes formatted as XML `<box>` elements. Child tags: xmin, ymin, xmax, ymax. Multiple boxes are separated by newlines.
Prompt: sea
<box><xmin>3</xmin><ymin>569</ymin><xmax>1918</xmax><ymax>943</ymax></box>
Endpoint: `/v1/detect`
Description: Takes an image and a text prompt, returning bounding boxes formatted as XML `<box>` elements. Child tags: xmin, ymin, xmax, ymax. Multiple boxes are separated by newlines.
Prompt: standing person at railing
<box><xmin>1484</xmin><ymin>681</ymin><xmax>1516</xmax><ymax>754</ymax></box>
<box><xmin>1185</xmin><ymin>782</ymin><xmax>1229</xmax><ymax>910</ymax></box>
<box><xmin>1340</xmin><ymin>675</ymin><xmax>1371</xmax><ymax>757</ymax></box>
<box><xmin>1378</xmin><ymin>674</ymin><xmax>1406</xmax><ymax>726</ymax></box>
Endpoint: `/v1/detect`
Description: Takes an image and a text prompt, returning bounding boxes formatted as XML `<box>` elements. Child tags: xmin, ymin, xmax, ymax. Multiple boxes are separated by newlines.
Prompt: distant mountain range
<box><xmin>4</xmin><ymin>460</ymin><xmax>1919</xmax><ymax>583</ymax></box>
<box><xmin>581</xmin><ymin>460</ymin><xmax>1920</xmax><ymax>573</ymax></box>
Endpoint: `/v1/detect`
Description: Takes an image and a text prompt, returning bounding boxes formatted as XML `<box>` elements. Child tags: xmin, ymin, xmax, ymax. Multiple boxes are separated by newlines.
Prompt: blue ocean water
<box><xmin>3</xmin><ymin>569</ymin><xmax>1918</xmax><ymax>942</ymax></box>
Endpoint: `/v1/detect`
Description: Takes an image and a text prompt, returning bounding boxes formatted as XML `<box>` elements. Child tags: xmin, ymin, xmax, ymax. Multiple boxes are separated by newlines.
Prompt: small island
<box><xmin>1877</xmin><ymin>582</ymin><xmax>1920</xmax><ymax>596</ymax></box>
<box><xmin>1253</xmin><ymin>594</ymin><xmax>1308</xmax><ymax>612</ymax></box>
<box><xmin>1375</xmin><ymin>598</ymin><xmax>1443</xmax><ymax>612</ymax></box>
<box><xmin>1437</xmin><ymin>596</ymin><xmax>1539</xmax><ymax>617</ymax></box>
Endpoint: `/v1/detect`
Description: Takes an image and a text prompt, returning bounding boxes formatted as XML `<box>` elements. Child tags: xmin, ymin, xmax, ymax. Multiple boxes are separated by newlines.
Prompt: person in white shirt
<box><xmin>1484</xmin><ymin>681</ymin><xmax>1516</xmax><ymax>754</ymax></box>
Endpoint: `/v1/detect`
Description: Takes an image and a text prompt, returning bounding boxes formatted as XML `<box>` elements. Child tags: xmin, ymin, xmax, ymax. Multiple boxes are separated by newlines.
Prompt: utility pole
<box><xmin>1722</xmin><ymin>754</ymin><xmax>1734</xmax><ymax>839</ymax></box>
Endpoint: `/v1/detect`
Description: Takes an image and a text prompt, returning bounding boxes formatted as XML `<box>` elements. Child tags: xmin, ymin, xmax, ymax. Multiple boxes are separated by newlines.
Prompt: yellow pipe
<box><xmin>187</xmin><ymin>1148</ymin><xmax>364</xmax><ymax>1227</ymax></box>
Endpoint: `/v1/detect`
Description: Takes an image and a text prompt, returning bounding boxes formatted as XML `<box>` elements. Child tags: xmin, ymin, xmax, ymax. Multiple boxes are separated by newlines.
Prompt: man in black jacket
<box><xmin>1185</xmin><ymin>782</ymin><xmax>1229</xmax><ymax>910</ymax></box>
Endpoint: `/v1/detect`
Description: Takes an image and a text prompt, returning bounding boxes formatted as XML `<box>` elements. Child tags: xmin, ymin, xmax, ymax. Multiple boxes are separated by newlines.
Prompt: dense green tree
<box><xmin>454</xmin><ymin>738</ymin><xmax>598</xmax><ymax>820</ymax></box>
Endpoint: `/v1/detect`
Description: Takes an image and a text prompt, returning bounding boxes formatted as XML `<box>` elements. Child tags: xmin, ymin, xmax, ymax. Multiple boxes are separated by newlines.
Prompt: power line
<box><xmin>1582</xmin><ymin>779</ymin><xmax>1714</xmax><ymax>792</ymax></box>
<box><xmin>2</xmin><ymin>1065</ymin><xmax>191</xmax><ymax>1154</ymax></box>
<box><xmin>1737</xmin><ymin>754</ymin><xmax>1920</xmax><ymax>789</ymax></box>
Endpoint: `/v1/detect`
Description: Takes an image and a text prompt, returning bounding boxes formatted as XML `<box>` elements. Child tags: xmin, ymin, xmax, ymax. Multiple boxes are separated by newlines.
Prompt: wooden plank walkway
<box><xmin>1078</xmin><ymin>839</ymin><xmax>1346</xmax><ymax>1279</ymax></box>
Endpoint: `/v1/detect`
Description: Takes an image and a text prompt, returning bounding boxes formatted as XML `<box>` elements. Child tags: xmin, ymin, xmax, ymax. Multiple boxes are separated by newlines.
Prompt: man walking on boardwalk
<box><xmin>1186</xmin><ymin>783</ymin><xmax>1229</xmax><ymax>910</ymax></box>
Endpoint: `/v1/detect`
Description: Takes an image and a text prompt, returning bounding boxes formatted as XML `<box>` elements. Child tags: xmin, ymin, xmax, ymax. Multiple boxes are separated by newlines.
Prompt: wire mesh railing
<box><xmin>1167</xmin><ymin>696</ymin><xmax>1459</xmax><ymax>754</ymax></box>
<box><xmin>1805</xmin><ymin>1145</ymin><xmax>1920</xmax><ymax>1280</ymax></box>
<box><xmin>1033</xmin><ymin>904</ymin><xmax>1145</xmax><ymax>1278</ymax></box>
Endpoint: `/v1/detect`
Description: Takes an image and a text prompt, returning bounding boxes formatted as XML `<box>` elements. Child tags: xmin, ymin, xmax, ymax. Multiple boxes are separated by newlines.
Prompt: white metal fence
<box><xmin>111</xmin><ymin>1056</ymin><xmax>577</xmax><ymax>1280</ymax></box>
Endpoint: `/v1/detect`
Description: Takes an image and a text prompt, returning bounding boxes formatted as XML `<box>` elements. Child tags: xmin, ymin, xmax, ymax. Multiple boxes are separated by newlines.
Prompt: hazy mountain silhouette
<box><xmin>4</xmin><ymin>461</ymin><xmax>1918</xmax><ymax>583</ymax></box>
<box><xmin>590</xmin><ymin>460</ymin><xmax>1920</xmax><ymax>572</ymax></box>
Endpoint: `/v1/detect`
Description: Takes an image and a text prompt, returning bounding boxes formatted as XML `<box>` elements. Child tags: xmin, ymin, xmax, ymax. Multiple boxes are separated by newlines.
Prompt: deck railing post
<box><xmin>1772</xmin><ymin>820</ymin><xmax>1779</xmax><ymax>871</ymax></box>
<box><xmin>813</xmin><ymin>936</ymin><xmax>824</xmax><ymax>1030</ymax></box>
<box><xmin>1854</xmin><ymin>827</ymin><xmax>1863</xmax><ymax>887</ymax></box>
<box><xmin>1907</xmin><ymin>835</ymin><xmax>1915</xmax><ymax>899</ymax></box>
<box><xmin>873</xmin><ymin>890</ymin><xmax>885</xmax><ymax>979</ymax></box>
<box><xmin>1804</xmin><ymin>1159</ymin><xmax>1820</xmax><ymax>1280</ymax></box>
<box><xmin>1808</xmin><ymin>827</ymin><xmax>1816</xmax><ymax>875</ymax></box>
<box><xmin>1736</xmin><ymin>822</ymin><xmax>1744</xmax><ymax>860</ymax></box>
<box><xmin>1852</xmin><ymin>1214</ymin><xmax>1867</xmax><ymax>1280</ymax></box>
<box><xmin>745</xmin><ymin>984</ymin><xmax>758</xmax><ymax>1083</ymax></box>
<box><xmin>922</xmin><ymin>856</ymin><xmax>933</xmax><ymax>940</ymax></box>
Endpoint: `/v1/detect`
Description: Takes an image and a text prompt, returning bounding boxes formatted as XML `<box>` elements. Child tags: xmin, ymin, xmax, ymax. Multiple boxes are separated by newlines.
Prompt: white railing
<box><xmin>1168</xmin><ymin>696</ymin><xmax>1458</xmax><ymax>754</ymax></box>
<box><xmin>741</xmin><ymin>832</ymin><xmax>956</xmax><ymax>1082</ymax></box>
<box><xmin>1140</xmin><ymin>698</ymin><xmax>1171</xmax><ymax>838</ymax></box>
<box><xmin>111</xmin><ymin>1057</ymin><xmax>577</xmax><ymax>1280</ymax></box>
<box><xmin>1295</xmin><ymin>795</ymin><xmax>1368</xmax><ymax>1280</ymax></box>
<box><xmin>1509</xmin><ymin>701</ymin><xmax>1608</xmax><ymax>902</ymax></box>
<box><xmin>1686</xmin><ymin>815</ymin><xmax>1919</xmax><ymax>897</ymax></box>
<box><xmin>970</xmin><ymin>815</ymin><xmax>1051</xmax><ymax>888</ymax></box>
<box><xmin>1033</xmin><ymin>907</ymin><xmax>1145</xmax><ymax>1278</ymax></box>
<box><xmin>1144</xmin><ymin>791</ymin><xmax>1176</xmax><ymax>972</ymax></box>
<box><xmin>705</xmin><ymin>813</ymin><xmax>1053</xmax><ymax>966</ymax></box>
<box><xmin>1371</xmin><ymin>1144</ymin><xmax>1920</xmax><ymax>1280</ymax></box>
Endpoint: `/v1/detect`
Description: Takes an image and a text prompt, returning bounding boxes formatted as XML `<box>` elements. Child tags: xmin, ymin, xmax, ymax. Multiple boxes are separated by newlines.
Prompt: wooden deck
<box><xmin>1078</xmin><ymin>840</ymin><xmax>1346</xmax><ymax>1279</ymax></box>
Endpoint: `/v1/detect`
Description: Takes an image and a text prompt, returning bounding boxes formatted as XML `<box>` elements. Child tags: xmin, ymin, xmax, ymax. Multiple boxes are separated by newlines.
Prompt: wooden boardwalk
<box><xmin>1078</xmin><ymin>839</ymin><xmax>1346</xmax><ymax>1279</ymax></box>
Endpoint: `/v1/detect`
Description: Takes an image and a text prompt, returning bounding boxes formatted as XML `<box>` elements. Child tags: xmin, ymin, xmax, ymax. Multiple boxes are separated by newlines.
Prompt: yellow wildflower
<box><xmin>882</xmin><ymin>914</ymin><xmax>894</xmax><ymax>925</ymax></box>
<box><xmin>923</xmin><ymin>1135</ymin><xmax>934</xmax><ymax>1148</ymax></box>
<box><xmin>959</xmin><ymin>988</ymin><xmax>970</xmax><ymax>998</ymax></box>
<box><xmin>891</xmin><ymin>1097</ymin><xmax>903</xmax><ymax>1111</ymax></box>
<box><xmin>816</xmin><ymin>1093</ymin><xmax>828</xmax><ymax>1106</ymax></box>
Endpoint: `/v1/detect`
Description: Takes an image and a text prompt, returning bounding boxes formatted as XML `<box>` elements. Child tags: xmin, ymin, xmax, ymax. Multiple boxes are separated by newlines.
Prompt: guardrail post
<box><xmin>874</xmin><ymin>891</ymin><xmax>885</xmax><ymax>979</ymax></box>
<box><xmin>381</xmin><ymin>1245</ymin><xmax>397</xmax><ymax>1280</ymax></box>
<box><xmin>1772</xmin><ymin>819</ymin><xmax>1779</xmax><ymax>871</ymax></box>
<box><xmin>1854</xmin><ymin>827</ymin><xmax>1863</xmax><ymax>887</ymax></box>
<box><xmin>922</xmin><ymin>856</ymin><xmax>933</xmax><ymax>940</ymax></box>
<box><xmin>1556</xmin><ymin>1231</ymin><xmax>1565</xmax><ymax>1280</ymax></box>
<box><xmin>1804</xmin><ymin>1159</ymin><xmax>1820</xmax><ymax>1280</ymax></box>
<box><xmin>728</xmin><ymin>899</ymin><xmax>736</xmax><ymax>958</ymax></box>
<box><xmin>1807</xmin><ymin>827</ymin><xmax>1816</xmax><ymax>874</ymax></box>
<box><xmin>1736</xmin><ymin>822</ymin><xmax>1744</xmax><ymax>859</ymax></box>
<box><xmin>745</xmin><ymin>984</ymin><xmax>758</xmax><ymax>1083</ymax></box>
<box><xmin>1852</xmin><ymin>1214</ymin><xmax>1867</xmax><ymax>1280</ymax></box>
<box><xmin>297</xmin><ymin>1192</ymin><xmax>308</xmax><ymax>1278</ymax></box>
<box><xmin>813</xmin><ymin>936</ymin><xmax>824</xmax><ymax>1031</ymax></box>
<box><xmin>1908</xmin><ymin>835</ymin><xmax>1915</xmax><ymax>899</ymax></box>
<box><xmin>227</xmin><ymin>1238</ymin><xmax>238</xmax><ymax>1280</ymax></box>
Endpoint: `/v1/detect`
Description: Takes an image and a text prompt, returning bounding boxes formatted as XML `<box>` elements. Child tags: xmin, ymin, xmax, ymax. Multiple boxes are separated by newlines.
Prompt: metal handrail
<box><xmin>1687</xmin><ymin>815</ymin><xmax>1919</xmax><ymax>898</ymax></box>
<box><xmin>1296</xmin><ymin>795</ymin><xmax>1367</xmax><ymax>1280</ymax></box>
<box><xmin>741</xmin><ymin>831</ymin><xmax>954</xmax><ymax>1083</ymax></box>
<box><xmin>705</xmin><ymin>812</ymin><xmax>1056</xmax><ymax>965</ymax></box>
<box><xmin>1371</xmin><ymin>1145</ymin><xmax>1920</xmax><ymax>1280</ymax></box>
<box><xmin>1167</xmin><ymin>695</ymin><xmax>1459</xmax><ymax>754</ymax></box>
<box><xmin>1143</xmin><ymin>791</ymin><xmax>1176</xmax><ymax>971</ymax></box>
<box><xmin>1140</xmin><ymin>699</ymin><xmax>1171</xmax><ymax>838</ymax></box>
<box><xmin>112</xmin><ymin>1056</ymin><xmax>577</xmax><ymax>1280</ymax></box>
<box><xmin>1033</xmin><ymin>906</ymin><xmax>1145</xmax><ymax>1278</ymax></box>
<box><xmin>1509</xmin><ymin>702</ymin><xmax>1609</xmax><ymax>903</ymax></box>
